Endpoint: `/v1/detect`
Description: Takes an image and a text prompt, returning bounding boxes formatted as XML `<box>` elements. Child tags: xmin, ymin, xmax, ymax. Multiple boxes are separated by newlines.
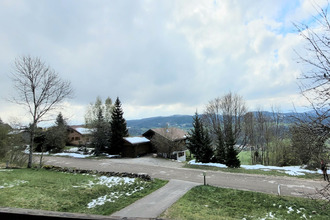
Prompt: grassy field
<box><xmin>184</xmin><ymin>151</ymin><xmax>322</xmax><ymax>180</ymax></box>
<box><xmin>238</xmin><ymin>151</ymin><xmax>252</xmax><ymax>165</ymax></box>
<box><xmin>161</xmin><ymin>185</ymin><xmax>330</xmax><ymax>220</ymax></box>
<box><xmin>0</xmin><ymin>168</ymin><xmax>167</xmax><ymax>215</ymax></box>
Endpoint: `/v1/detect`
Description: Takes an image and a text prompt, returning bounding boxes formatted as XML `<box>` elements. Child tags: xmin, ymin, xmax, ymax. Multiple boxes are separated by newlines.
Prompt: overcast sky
<box><xmin>0</xmin><ymin>0</ymin><xmax>327</xmax><ymax>126</ymax></box>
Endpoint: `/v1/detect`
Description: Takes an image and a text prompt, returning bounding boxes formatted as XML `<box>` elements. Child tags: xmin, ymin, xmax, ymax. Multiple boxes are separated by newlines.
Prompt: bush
<box><xmin>4</xmin><ymin>146</ymin><xmax>28</xmax><ymax>167</ymax></box>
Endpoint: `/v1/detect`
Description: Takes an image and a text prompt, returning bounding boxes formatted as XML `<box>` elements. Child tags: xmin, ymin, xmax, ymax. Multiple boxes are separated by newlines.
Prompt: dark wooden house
<box><xmin>143</xmin><ymin>127</ymin><xmax>187</xmax><ymax>161</ymax></box>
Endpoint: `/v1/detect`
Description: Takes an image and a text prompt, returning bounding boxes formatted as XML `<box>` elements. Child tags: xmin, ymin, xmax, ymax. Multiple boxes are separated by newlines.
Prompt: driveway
<box><xmin>42</xmin><ymin>155</ymin><xmax>326</xmax><ymax>198</ymax></box>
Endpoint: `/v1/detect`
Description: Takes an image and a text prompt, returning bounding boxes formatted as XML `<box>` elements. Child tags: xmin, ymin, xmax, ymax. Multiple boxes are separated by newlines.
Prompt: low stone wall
<box><xmin>42</xmin><ymin>165</ymin><xmax>152</xmax><ymax>181</ymax></box>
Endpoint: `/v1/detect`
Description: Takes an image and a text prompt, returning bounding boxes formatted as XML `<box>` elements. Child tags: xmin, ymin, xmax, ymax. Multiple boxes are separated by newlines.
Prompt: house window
<box><xmin>75</xmin><ymin>137</ymin><xmax>80</xmax><ymax>141</ymax></box>
<box><xmin>178</xmin><ymin>152</ymin><xmax>184</xmax><ymax>157</ymax></box>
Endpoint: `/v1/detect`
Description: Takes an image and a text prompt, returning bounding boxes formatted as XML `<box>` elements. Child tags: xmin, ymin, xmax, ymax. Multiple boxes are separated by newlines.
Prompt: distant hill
<box><xmin>127</xmin><ymin>115</ymin><xmax>193</xmax><ymax>136</ymax></box>
<box><xmin>126</xmin><ymin>111</ymin><xmax>321</xmax><ymax>136</ymax></box>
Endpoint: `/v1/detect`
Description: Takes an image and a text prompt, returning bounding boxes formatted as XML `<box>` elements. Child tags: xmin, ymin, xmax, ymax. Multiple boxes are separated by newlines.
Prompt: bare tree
<box><xmin>85</xmin><ymin>96</ymin><xmax>113</xmax><ymax>128</ymax></box>
<box><xmin>10</xmin><ymin>55</ymin><xmax>73</xmax><ymax>168</ymax></box>
<box><xmin>294</xmin><ymin>1</ymin><xmax>330</xmax><ymax>135</ymax></box>
<box><xmin>204</xmin><ymin>92</ymin><xmax>248</xmax><ymax>151</ymax></box>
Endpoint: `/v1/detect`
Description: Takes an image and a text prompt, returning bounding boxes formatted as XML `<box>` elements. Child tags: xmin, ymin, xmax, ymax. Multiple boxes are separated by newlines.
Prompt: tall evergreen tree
<box><xmin>92</xmin><ymin>107</ymin><xmax>109</xmax><ymax>156</ymax></box>
<box><xmin>42</xmin><ymin>112</ymin><xmax>68</xmax><ymax>153</ymax></box>
<box><xmin>55</xmin><ymin>112</ymin><xmax>67</xmax><ymax>127</ymax></box>
<box><xmin>109</xmin><ymin>97</ymin><xmax>128</xmax><ymax>155</ymax></box>
<box><xmin>224</xmin><ymin>126</ymin><xmax>240</xmax><ymax>168</ymax></box>
<box><xmin>214</xmin><ymin>129</ymin><xmax>226</xmax><ymax>164</ymax></box>
<box><xmin>187</xmin><ymin>112</ymin><xmax>213</xmax><ymax>163</ymax></box>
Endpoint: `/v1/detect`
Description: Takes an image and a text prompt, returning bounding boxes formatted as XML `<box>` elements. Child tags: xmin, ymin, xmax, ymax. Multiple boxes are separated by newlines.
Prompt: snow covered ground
<box><xmin>26</xmin><ymin>146</ymin><xmax>119</xmax><ymax>159</ymax></box>
<box><xmin>74</xmin><ymin>175</ymin><xmax>148</xmax><ymax>208</ymax></box>
<box><xmin>52</xmin><ymin>152</ymin><xmax>91</xmax><ymax>158</ymax></box>
<box><xmin>50</xmin><ymin>152</ymin><xmax>119</xmax><ymax>158</ymax></box>
<box><xmin>188</xmin><ymin>160</ymin><xmax>323</xmax><ymax>176</ymax></box>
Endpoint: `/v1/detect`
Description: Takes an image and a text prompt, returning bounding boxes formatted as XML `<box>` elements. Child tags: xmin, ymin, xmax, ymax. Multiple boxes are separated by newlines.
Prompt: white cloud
<box><xmin>0</xmin><ymin>0</ymin><xmax>326</xmax><ymax>125</ymax></box>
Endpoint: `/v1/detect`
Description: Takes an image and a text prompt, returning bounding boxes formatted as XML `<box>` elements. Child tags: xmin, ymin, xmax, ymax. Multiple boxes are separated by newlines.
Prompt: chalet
<box><xmin>143</xmin><ymin>127</ymin><xmax>187</xmax><ymax>161</ymax></box>
<box><xmin>8</xmin><ymin>128</ymin><xmax>30</xmax><ymax>143</ymax></box>
<box><xmin>122</xmin><ymin>137</ymin><xmax>151</xmax><ymax>158</ymax></box>
<box><xmin>67</xmin><ymin>126</ymin><xmax>93</xmax><ymax>146</ymax></box>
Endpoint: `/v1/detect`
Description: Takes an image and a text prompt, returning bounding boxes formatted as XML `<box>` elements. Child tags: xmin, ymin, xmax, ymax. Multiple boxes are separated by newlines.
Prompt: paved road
<box><xmin>43</xmin><ymin>156</ymin><xmax>326</xmax><ymax>198</ymax></box>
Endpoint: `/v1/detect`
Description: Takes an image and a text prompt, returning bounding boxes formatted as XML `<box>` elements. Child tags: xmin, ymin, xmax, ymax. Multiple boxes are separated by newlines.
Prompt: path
<box><xmin>111</xmin><ymin>179</ymin><xmax>199</xmax><ymax>219</ymax></box>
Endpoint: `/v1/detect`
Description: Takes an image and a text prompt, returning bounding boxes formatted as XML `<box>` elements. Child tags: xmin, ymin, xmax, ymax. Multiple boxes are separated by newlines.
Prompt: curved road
<box><xmin>43</xmin><ymin>156</ymin><xmax>327</xmax><ymax>198</ymax></box>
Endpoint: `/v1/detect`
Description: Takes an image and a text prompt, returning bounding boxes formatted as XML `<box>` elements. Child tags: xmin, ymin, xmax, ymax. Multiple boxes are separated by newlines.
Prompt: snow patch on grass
<box><xmin>287</xmin><ymin>206</ymin><xmax>294</xmax><ymax>214</ymax></box>
<box><xmin>73</xmin><ymin>175</ymin><xmax>148</xmax><ymax>209</ymax></box>
<box><xmin>188</xmin><ymin>160</ymin><xmax>322</xmax><ymax>176</ymax></box>
<box><xmin>53</xmin><ymin>152</ymin><xmax>90</xmax><ymax>158</ymax></box>
<box><xmin>0</xmin><ymin>180</ymin><xmax>28</xmax><ymax>189</ymax></box>
<box><xmin>188</xmin><ymin>160</ymin><xmax>227</xmax><ymax>168</ymax></box>
<box><xmin>85</xmin><ymin>176</ymin><xmax>136</xmax><ymax>188</ymax></box>
<box><xmin>87</xmin><ymin>185</ymin><xmax>146</xmax><ymax>208</ymax></box>
<box><xmin>261</xmin><ymin>212</ymin><xmax>276</xmax><ymax>219</ymax></box>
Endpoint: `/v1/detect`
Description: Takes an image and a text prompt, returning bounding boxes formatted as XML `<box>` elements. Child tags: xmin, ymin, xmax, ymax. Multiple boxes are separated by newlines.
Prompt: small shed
<box><xmin>122</xmin><ymin>137</ymin><xmax>151</xmax><ymax>158</ymax></box>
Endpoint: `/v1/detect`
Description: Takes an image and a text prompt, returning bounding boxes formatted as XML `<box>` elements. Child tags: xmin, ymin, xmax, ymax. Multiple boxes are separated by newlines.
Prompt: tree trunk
<box><xmin>28</xmin><ymin>122</ymin><xmax>36</xmax><ymax>168</ymax></box>
<box><xmin>39</xmin><ymin>145</ymin><xmax>44</xmax><ymax>169</ymax></box>
<box><xmin>28</xmin><ymin>132</ymin><xmax>34</xmax><ymax>168</ymax></box>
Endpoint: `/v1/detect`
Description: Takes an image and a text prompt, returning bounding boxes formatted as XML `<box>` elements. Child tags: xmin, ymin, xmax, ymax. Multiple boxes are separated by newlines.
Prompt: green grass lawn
<box><xmin>238</xmin><ymin>151</ymin><xmax>252</xmax><ymax>165</ymax></box>
<box><xmin>0</xmin><ymin>168</ymin><xmax>167</xmax><ymax>215</ymax></box>
<box><xmin>161</xmin><ymin>185</ymin><xmax>330</xmax><ymax>220</ymax></box>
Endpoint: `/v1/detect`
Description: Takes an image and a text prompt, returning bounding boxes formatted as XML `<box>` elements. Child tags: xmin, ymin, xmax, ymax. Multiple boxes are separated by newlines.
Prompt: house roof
<box><xmin>124</xmin><ymin>137</ymin><xmax>150</xmax><ymax>144</ymax></box>
<box><xmin>144</xmin><ymin>127</ymin><xmax>187</xmax><ymax>141</ymax></box>
<box><xmin>69</xmin><ymin>126</ymin><xmax>93</xmax><ymax>135</ymax></box>
<box><xmin>76</xmin><ymin>127</ymin><xmax>93</xmax><ymax>135</ymax></box>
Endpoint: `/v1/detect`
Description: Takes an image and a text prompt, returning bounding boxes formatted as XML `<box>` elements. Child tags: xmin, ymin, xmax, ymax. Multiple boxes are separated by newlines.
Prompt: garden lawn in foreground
<box><xmin>0</xmin><ymin>168</ymin><xmax>167</xmax><ymax>215</ymax></box>
<box><xmin>161</xmin><ymin>185</ymin><xmax>329</xmax><ymax>220</ymax></box>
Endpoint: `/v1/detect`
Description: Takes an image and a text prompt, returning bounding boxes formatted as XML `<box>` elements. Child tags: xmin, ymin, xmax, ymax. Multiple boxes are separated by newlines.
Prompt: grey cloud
<box><xmin>0</xmin><ymin>0</ymin><xmax>318</xmax><ymax>122</ymax></box>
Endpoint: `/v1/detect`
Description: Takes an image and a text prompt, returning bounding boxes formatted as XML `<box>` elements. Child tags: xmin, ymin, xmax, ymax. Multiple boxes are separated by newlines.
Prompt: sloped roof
<box><xmin>76</xmin><ymin>127</ymin><xmax>93</xmax><ymax>135</ymax></box>
<box><xmin>124</xmin><ymin>137</ymin><xmax>150</xmax><ymax>144</ymax></box>
<box><xmin>147</xmin><ymin>127</ymin><xmax>187</xmax><ymax>141</ymax></box>
<box><xmin>69</xmin><ymin>126</ymin><xmax>93</xmax><ymax>135</ymax></box>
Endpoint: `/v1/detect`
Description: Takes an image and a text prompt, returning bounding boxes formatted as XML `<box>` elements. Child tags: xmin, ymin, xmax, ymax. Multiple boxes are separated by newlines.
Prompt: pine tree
<box><xmin>187</xmin><ymin>112</ymin><xmax>202</xmax><ymax>160</ymax></box>
<box><xmin>55</xmin><ymin>112</ymin><xmax>67</xmax><ymax>127</ymax></box>
<box><xmin>109</xmin><ymin>97</ymin><xmax>128</xmax><ymax>155</ymax></box>
<box><xmin>199</xmin><ymin>127</ymin><xmax>214</xmax><ymax>163</ymax></box>
<box><xmin>187</xmin><ymin>112</ymin><xmax>213</xmax><ymax>163</ymax></box>
<box><xmin>224</xmin><ymin>127</ymin><xmax>240</xmax><ymax>168</ymax></box>
<box><xmin>226</xmin><ymin>145</ymin><xmax>240</xmax><ymax>168</ymax></box>
<box><xmin>214</xmin><ymin>129</ymin><xmax>226</xmax><ymax>164</ymax></box>
<box><xmin>54</xmin><ymin>112</ymin><xmax>67</xmax><ymax>150</ymax></box>
<box><xmin>92</xmin><ymin>107</ymin><xmax>109</xmax><ymax>156</ymax></box>
<box><xmin>43</xmin><ymin>112</ymin><xmax>68</xmax><ymax>153</ymax></box>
